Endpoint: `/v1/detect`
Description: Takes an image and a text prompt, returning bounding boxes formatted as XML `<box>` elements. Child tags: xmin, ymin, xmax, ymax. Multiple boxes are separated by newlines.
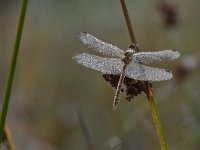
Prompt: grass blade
<box><xmin>0</xmin><ymin>0</ymin><xmax>28</xmax><ymax>146</ymax></box>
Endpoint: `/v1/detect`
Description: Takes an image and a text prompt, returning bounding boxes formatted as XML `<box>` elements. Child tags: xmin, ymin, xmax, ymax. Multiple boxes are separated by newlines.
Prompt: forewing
<box><xmin>133</xmin><ymin>50</ymin><xmax>180</xmax><ymax>64</ymax></box>
<box><xmin>126</xmin><ymin>62</ymin><xmax>172</xmax><ymax>81</ymax></box>
<box><xmin>79</xmin><ymin>32</ymin><xmax>124</xmax><ymax>58</ymax></box>
<box><xmin>73</xmin><ymin>53</ymin><xmax>123</xmax><ymax>74</ymax></box>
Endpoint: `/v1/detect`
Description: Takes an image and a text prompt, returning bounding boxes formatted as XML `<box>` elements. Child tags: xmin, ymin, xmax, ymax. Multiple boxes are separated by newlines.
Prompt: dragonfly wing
<box><xmin>79</xmin><ymin>32</ymin><xmax>124</xmax><ymax>58</ymax></box>
<box><xmin>133</xmin><ymin>50</ymin><xmax>180</xmax><ymax>64</ymax></box>
<box><xmin>126</xmin><ymin>62</ymin><xmax>172</xmax><ymax>81</ymax></box>
<box><xmin>73</xmin><ymin>53</ymin><xmax>123</xmax><ymax>74</ymax></box>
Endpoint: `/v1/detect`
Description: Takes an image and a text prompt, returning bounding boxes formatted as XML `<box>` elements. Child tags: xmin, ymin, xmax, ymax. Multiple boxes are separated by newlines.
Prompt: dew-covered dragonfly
<box><xmin>73</xmin><ymin>32</ymin><xmax>180</xmax><ymax>110</ymax></box>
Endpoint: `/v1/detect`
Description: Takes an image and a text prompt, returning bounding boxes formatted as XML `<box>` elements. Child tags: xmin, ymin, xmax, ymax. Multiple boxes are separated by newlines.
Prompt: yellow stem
<box><xmin>4</xmin><ymin>125</ymin><xmax>15</xmax><ymax>150</ymax></box>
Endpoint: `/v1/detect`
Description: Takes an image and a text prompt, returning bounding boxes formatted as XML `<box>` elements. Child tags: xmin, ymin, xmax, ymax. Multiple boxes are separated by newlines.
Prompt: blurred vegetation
<box><xmin>0</xmin><ymin>0</ymin><xmax>200</xmax><ymax>149</ymax></box>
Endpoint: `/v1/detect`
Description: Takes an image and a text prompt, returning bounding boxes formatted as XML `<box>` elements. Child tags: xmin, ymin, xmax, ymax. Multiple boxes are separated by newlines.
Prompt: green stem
<box><xmin>146</xmin><ymin>83</ymin><xmax>168</xmax><ymax>150</ymax></box>
<box><xmin>149</xmin><ymin>96</ymin><xmax>168</xmax><ymax>150</ymax></box>
<box><xmin>0</xmin><ymin>0</ymin><xmax>28</xmax><ymax>146</ymax></box>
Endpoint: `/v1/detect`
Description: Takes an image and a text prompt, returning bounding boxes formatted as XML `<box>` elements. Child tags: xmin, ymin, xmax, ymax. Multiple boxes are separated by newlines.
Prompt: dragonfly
<box><xmin>73</xmin><ymin>32</ymin><xmax>180</xmax><ymax>110</ymax></box>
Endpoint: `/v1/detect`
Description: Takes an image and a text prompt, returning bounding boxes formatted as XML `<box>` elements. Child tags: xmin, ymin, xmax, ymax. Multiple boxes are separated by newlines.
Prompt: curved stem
<box><xmin>0</xmin><ymin>0</ymin><xmax>28</xmax><ymax>146</ymax></box>
<box><xmin>120</xmin><ymin>0</ymin><xmax>168</xmax><ymax>149</ymax></box>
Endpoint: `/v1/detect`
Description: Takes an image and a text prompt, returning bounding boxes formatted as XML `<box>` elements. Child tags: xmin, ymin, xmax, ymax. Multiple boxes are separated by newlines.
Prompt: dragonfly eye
<box><xmin>128</xmin><ymin>43</ymin><xmax>139</xmax><ymax>52</ymax></box>
<box><xmin>124</xmin><ymin>49</ymin><xmax>134</xmax><ymax>57</ymax></box>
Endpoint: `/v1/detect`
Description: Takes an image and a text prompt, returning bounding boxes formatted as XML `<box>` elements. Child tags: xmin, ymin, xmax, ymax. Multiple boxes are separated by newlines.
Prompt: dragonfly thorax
<box><xmin>123</xmin><ymin>49</ymin><xmax>135</xmax><ymax>64</ymax></box>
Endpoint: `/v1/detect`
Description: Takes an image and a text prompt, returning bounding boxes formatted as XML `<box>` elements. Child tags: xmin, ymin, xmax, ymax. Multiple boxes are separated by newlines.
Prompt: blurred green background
<box><xmin>0</xmin><ymin>0</ymin><xmax>200</xmax><ymax>149</ymax></box>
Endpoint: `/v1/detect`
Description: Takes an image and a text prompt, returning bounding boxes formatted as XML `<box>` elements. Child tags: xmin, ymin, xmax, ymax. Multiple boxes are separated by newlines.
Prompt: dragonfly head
<box><xmin>128</xmin><ymin>43</ymin><xmax>140</xmax><ymax>52</ymax></box>
<box><xmin>125</xmin><ymin>49</ymin><xmax>134</xmax><ymax>56</ymax></box>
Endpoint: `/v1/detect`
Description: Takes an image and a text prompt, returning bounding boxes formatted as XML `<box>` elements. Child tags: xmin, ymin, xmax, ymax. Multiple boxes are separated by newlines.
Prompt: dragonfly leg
<box><xmin>113</xmin><ymin>65</ymin><xmax>127</xmax><ymax>110</ymax></box>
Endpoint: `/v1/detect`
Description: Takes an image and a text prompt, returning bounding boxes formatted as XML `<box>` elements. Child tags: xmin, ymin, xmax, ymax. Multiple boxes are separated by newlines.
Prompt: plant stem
<box><xmin>120</xmin><ymin>0</ymin><xmax>137</xmax><ymax>48</ymax></box>
<box><xmin>0</xmin><ymin>0</ymin><xmax>28</xmax><ymax>146</ymax></box>
<box><xmin>145</xmin><ymin>82</ymin><xmax>168</xmax><ymax>150</ymax></box>
<box><xmin>4</xmin><ymin>125</ymin><xmax>15</xmax><ymax>150</ymax></box>
<box><xmin>120</xmin><ymin>0</ymin><xmax>168</xmax><ymax>149</ymax></box>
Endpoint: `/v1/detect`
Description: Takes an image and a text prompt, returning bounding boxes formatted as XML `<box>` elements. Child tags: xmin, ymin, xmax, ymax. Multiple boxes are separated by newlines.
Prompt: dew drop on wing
<box><xmin>73</xmin><ymin>53</ymin><xmax>123</xmax><ymax>74</ymax></box>
<box><xmin>79</xmin><ymin>32</ymin><xmax>125</xmax><ymax>58</ymax></box>
<box><xmin>126</xmin><ymin>62</ymin><xmax>173</xmax><ymax>81</ymax></box>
